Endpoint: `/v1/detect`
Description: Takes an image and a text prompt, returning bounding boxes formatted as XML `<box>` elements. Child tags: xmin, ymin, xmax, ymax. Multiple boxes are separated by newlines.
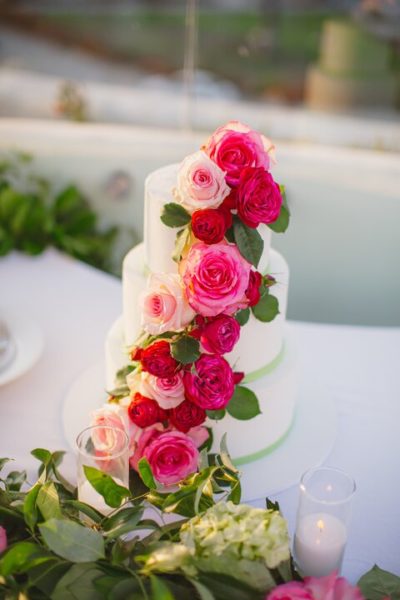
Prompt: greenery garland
<box><xmin>0</xmin><ymin>153</ymin><xmax>118</xmax><ymax>274</ymax></box>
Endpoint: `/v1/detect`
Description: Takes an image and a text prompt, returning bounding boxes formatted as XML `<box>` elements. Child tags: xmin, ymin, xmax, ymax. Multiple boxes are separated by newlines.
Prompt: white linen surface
<box><xmin>0</xmin><ymin>249</ymin><xmax>399</xmax><ymax>583</ymax></box>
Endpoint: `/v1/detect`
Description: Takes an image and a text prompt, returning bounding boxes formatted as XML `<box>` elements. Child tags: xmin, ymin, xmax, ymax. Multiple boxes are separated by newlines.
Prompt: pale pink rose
<box><xmin>173</xmin><ymin>150</ymin><xmax>230</xmax><ymax>213</ymax></box>
<box><xmin>266</xmin><ymin>582</ymin><xmax>313</xmax><ymax>600</ymax></box>
<box><xmin>187</xmin><ymin>425</ymin><xmax>209</xmax><ymax>448</ymax></box>
<box><xmin>0</xmin><ymin>527</ymin><xmax>7</xmax><ymax>554</ymax></box>
<box><xmin>143</xmin><ymin>431</ymin><xmax>199</xmax><ymax>485</ymax></box>
<box><xmin>141</xmin><ymin>273</ymin><xmax>195</xmax><ymax>335</ymax></box>
<box><xmin>140</xmin><ymin>371</ymin><xmax>185</xmax><ymax>410</ymax></box>
<box><xmin>305</xmin><ymin>572</ymin><xmax>365</xmax><ymax>600</ymax></box>
<box><xmin>204</xmin><ymin>120</ymin><xmax>275</xmax><ymax>187</ymax></box>
<box><xmin>181</xmin><ymin>241</ymin><xmax>251</xmax><ymax>317</ymax></box>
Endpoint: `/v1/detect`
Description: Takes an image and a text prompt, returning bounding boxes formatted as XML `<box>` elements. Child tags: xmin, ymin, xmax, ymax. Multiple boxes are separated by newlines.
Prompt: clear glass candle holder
<box><xmin>293</xmin><ymin>466</ymin><xmax>356</xmax><ymax>578</ymax></box>
<box><xmin>76</xmin><ymin>425</ymin><xmax>129</xmax><ymax>516</ymax></box>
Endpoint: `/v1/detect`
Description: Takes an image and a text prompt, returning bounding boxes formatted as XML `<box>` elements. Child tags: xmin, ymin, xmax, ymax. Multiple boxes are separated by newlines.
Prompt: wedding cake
<box><xmin>98</xmin><ymin>122</ymin><xmax>297</xmax><ymax>486</ymax></box>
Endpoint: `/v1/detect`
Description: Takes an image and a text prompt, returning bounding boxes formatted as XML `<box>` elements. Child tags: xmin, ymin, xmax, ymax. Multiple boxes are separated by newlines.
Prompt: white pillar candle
<box><xmin>78</xmin><ymin>477</ymin><xmax>125</xmax><ymax>516</ymax></box>
<box><xmin>294</xmin><ymin>512</ymin><xmax>347</xmax><ymax>577</ymax></box>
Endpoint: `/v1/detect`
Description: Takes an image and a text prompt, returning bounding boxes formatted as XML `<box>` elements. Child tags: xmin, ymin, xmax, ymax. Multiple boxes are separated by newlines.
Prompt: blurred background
<box><xmin>0</xmin><ymin>0</ymin><xmax>399</xmax><ymax>326</ymax></box>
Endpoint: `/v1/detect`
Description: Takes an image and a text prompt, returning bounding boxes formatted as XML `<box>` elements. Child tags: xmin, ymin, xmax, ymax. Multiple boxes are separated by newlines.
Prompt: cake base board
<box><xmin>62</xmin><ymin>361</ymin><xmax>337</xmax><ymax>501</ymax></box>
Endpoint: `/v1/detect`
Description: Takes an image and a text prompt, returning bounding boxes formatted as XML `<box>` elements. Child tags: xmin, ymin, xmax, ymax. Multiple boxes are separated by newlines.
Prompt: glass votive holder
<box><xmin>76</xmin><ymin>424</ymin><xmax>129</xmax><ymax>516</ymax></box>
<box><xmin>293</xmin><ymin>466</ymin><xmax>356</xmax><ymax>578</ymax></box>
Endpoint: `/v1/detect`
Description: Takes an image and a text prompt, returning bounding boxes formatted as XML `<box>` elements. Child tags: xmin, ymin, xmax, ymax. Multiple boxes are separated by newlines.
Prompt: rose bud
<box><xmin>130</xmin><ymin>346</ymin><xmax>143</xmax><ymax>361</ymax></box>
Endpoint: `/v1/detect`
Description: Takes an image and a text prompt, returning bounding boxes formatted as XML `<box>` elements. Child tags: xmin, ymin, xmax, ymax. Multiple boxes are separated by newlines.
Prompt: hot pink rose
<box><xmin>183</xmin><ymin>353</ymin><xmax>234</xmax><ymax>410</ymax></box>
<box><xmin>143</xmin><ymin>431</ymin><xmax>199</xmax><ymax>485</ymax></box>
<box><xmin>266</xmin><ymin>582</ymin><xmax>313</xmax><ymax>600</ymax></box>
<box><xmin>237</xmin><ymin>167</ymin><xmax>282</xmax><ymax>228</ymax></box>
<box><xmin>181</xmin><ymin>241</ymin><xmax>251</xmax><ymax>317</ymax></box>
<box><xmin>200</xmin><ymin>314</ymin><xmax>240</xmax><ymax>354</ymax></box>
<box><xmin>140</xmin><ymin>371</ymin><xmax>185</xmax><ymax>410</ymax></box>
<box><xmin>305</xmin><ymin>572</ymin><xmax>365</xmax><ymax>600</ymax></box>
<box><xmin>129</xmin><ymin>423</ymin><xmax>165</xmax><ymax>471</ymax></box>
<box><xmin>266</xmin><ymin>573</ymin><xmax>365</xmax><ymax>600</ymax></box>
<box><xmin>0</xmin><ymin>527</ymin><xmax>7</xmax><ymax>554</ymax></box>
<box><xmin>204</xmin><ymin>120</ymin><xmax>275</xmax><ymax>187</ymax></box>
<box><xmin>141</xmin><ymin>273</ymin><xmax>195</xmax><ymax>335</ymax></box>
<box><xmin>174</xmin><ymin>150</ymin><xmax>230</xmax><ymax>213</ymax></box>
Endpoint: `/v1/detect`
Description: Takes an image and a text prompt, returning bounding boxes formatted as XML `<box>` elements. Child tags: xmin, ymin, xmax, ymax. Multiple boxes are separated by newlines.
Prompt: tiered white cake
<box><xmin>105</xmin><ymin>163</ymin><xmax>297</xmax><ymax>465</ymax></box>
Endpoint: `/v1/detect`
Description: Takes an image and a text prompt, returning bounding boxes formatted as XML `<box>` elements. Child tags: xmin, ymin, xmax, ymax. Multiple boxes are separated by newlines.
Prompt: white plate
<box><xmin>63</xmin><ymin>361</ymin><xmax>337</xmax><ymax>500</ymax></box>
<box><xmin>0</xmin><ymin>309</ymin><xmax>44</xmax><ymax>387</ymax></box>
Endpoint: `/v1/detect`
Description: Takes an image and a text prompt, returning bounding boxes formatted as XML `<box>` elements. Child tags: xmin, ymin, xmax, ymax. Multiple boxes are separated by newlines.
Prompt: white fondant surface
<box><xmin>144</xmin><ymin>164</ymin><xmax>180</xmax><ymax>274</ymax></box>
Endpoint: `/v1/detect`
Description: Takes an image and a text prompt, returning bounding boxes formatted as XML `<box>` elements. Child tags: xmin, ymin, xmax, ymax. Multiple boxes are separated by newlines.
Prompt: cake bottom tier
<box><xmin>105</xmin><ymin>318</ymin><xmax>297</xmax><ymax>465</ymax></box>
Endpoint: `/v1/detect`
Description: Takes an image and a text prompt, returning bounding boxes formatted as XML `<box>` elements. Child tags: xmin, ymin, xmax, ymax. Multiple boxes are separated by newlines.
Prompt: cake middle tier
<box><xmin>120</xmin><ymin>242</ymin><xmax>289</xmax><ymax>379</ymax></box>
<box><xmin>144</xmin><ymin>164</ymin><xmax>272</xmax><ymax>274</ymax></box>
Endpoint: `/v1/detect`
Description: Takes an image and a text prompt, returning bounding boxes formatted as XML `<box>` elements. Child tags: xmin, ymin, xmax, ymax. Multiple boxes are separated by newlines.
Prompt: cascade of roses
<box><xmin>95</xmin><ymin>121</ymin><xmax>285</xmax><ymax>487</ymax></box>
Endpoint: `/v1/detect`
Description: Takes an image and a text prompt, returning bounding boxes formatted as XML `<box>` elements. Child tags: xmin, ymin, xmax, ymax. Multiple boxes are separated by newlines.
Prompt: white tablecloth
<box><xmin>1</xmin><ymin>249</ymin><xmax>399</xmax><ymax>583</ymax></box>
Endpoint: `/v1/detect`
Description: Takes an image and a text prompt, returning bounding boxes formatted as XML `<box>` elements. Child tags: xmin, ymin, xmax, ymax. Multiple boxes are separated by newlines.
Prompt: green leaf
<box><xmin>115</xmin><ymin>364</ymin><xmax>136</xmax><ymax>386</ymax></box>
<box><xmin>251</xmin><ymin>291</ymin><xmax>279</xmax><ymax>323</ymax></box>
<box><xmin>0</xmin><ymin>542</ymin><xmax>49</xmax><ymax>576</ymax></box>
<box><xmin>138</xmin><ymin>457</ymin><xmax>157</xmax><ymax>489</ymax></box>
<box><xmin>65</xmin><ymin>500</ymin><xmax>103</xmax><ymax>524</ymax></box>
<box><xmin>161</xmin><ymin>202</ymin><xmax>191</xmax><ymax>228</ymax></box>
<box><xmin>228</xmin><ymin>480</ymin><xmax>242</xmax><ymax>504</ymax></box>
<box><xmin>219</xmin><ymin>434</ymin><xmax>237</xmax><ymax>473</ymax></box>
<box><xmin>31</xmin><ymin>447</ymin><xmax>52</xmax><ymax>468</ymax></box>
<box><xmin>266</xmin><ymin>498</ymin><xmax>280</xmax><ymax>512</ymax></box>
<box><xmin>235</xmin><ymin>308</ymin><xmax>250</xmax><ymax>326</ymax></box>
<box><xmin>83</xmin><ymin>465</ymin><xmax>130</xmax><ymax>509</ymax></box>
<box><xmin>37</xmin><ymin>482</ymin><xmax>62</xmax><ymax>521</ymax></box>
<box><xmin>171</xmin><ymin>334</ymin><xmax>200</xmax><ymax>364</ymax></box>
<box><xmin>0</xmin><ymin>458</ymin><xmax>12</xmax><ymax>472</ymax></box>
<box><xmin>107</xmin><ymin>385</ymin><xmax>130</xmax><ymax>400</ymax></box>
<box><xmin>52</xmin><ymin>563</ymin><xmax>105</xmax><ymax>600</ymax></box>
<box><xmin>39</xmin><ymin>518</ymin><xmax>105</xmax><ymax>563</ymax></box>
<box><xmin>150</xmin><ymin>575</ymin><xmax>175</xmax><ymax>600</ymax></box>
<box><xmin>267</xmin><ymin>188</ymin><xmax>290</xmax><ymax>234</ymax></box>
<box><xmin>233</xmin><ymin>217</ymin><xmax>264</xmax><ymax>267</ymax></box>
<box><xmin>188</xmin><ymin>578</ymin><xmax>216</xmax><ymax>600</ymax></box>
<box><xmin>5</xmin><ymin>469</ymin><xmax>27</xmax><ymax>491</ymax></box>
<box><xmin>103</xmin><ymin>506</ymin><xmax>144</xmax><ymax>538</ymax></box>
<box><xmin>227</xmin><ymin>386</ymin><xmax>261</xmax><ymax>420</ymax></box>
<box><xmin>23</xmin><ymin>483</ymin><xmax>42</xmax><ymax>530</ymax></box>
<box><xmin>206</xmin><ymin>409</ymin><xmax>226</xmax><ymax>421</ymax></box>
<box><xmin>172</xmin><ymin>226</ymin><xmax>191</xmax><ymax>263</ymax></box>
<box><xmin>358</xmin><ymin>564</ymin><xmax>400</xmax><ymax>600</ymax></box>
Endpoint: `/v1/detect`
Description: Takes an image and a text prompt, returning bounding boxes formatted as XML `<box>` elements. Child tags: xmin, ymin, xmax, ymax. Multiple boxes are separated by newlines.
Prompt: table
<box><xmin>1</xmin><ymin>249</ymin><xmax>399</xmax><ymax>584</ymax></box>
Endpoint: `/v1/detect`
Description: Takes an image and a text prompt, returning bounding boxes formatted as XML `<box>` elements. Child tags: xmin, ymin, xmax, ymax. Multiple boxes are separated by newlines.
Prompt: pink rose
<box><xmin>174</xmin><ymin>150</ymin><xmax>230</xmax><ymax>213</ymax></box>
<box><xmin>266</xmin><ymin>582</ymin><xmax>313</xmax><ymax>600</ymax></box>
<box><xmin>0</xmin><ymin>527</ymin><xmax>7</xmax><ymax>554</ymax></box>
<box><xmin>91</xmin><ymin>404</ymin><xmax>130</xmax><ymax>434</ymax></box>
<box><xmin>200</xmin><ymin>314</ymin><xmax>240</xmax><ymax>354</ymax></box>
<box><xmin>140</xmin><ymin>371</ymin><xmax>185</xmax><ymax>410</ymax></box>
<box><xmin>204</xmin><ymin>120</ymin><xmax>275</xmax><ymax>187</ymax></box>
<box><xmin>183</xmin><ymin>353</ymin><xmax>234</xmax><ymax>410</ymax></box>
<box><xmin>186</xmin><ymin>425</ymin><xmax>210</xmax><ymax>448</ymax></box>
<box><xmin>129</xmin><ymin>423</ymin><xmax>165</xmax><ymax>471</ymax></box>
<box><xmin>305</xmin><ymin>572</ymin><xmax>365</xmax><ymax>600</ymax></box>
<box><xmin>237</xmin><ymin>167</ymin><xmax>282</xmax><ymax>228</ymax></box>
<box><xmin>143</xmin><ymin>431</ymin><xmax>199</xmax><ymax>485</ymax></box>
<box><xmin>181</xmin><ymin>241</ymin><xmax>251</xmax><ymax>317</ymax></box>
<box><xmin>141</xmin><ymin>273</ymin><xmax>195</xmax><ymax>335</ymax></box>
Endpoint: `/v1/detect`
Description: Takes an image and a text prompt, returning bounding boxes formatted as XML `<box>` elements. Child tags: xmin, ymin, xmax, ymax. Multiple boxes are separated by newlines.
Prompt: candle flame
<box><xmin>317</xmin><ymin>519</ymin><xmax>324</xmax><ymax>532</ymax></box>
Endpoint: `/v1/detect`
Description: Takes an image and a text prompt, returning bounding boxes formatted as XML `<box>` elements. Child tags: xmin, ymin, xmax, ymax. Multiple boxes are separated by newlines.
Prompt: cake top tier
<box><xmin>143</xmin><ymin>121</ymin><xmax>289</xmax><ymax>275</ymax></box>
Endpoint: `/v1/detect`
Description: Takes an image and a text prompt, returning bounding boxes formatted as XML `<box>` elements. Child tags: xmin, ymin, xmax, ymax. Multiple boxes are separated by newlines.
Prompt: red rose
<box><xmin>183</xmin><ymin>354</ymin><xmax>234</xmax><ymax>410</ymax></box>
<box><xmin>233</xmin><ymin>371</ymin><xmax>245</xmax><ymax>385</ymax></box>
<box><xmin>245</xmin><ymin>270</ymin><xmax>262</xmax><ymax>307</ymax></box>
<box><xmin>128</xmin><ymin>393</ymin><xmax>167</xmax><ymax>428</ymax></box>
<box><xmin>191</xmin><ymin>208</ymin><xmax>228</xmax><ymax>245</ymax></box>
<box><xmin>200</xmin><ymin>314</ymin><xmax>240</xmax><ymax>354</ymax></box>
<box><xmin>237</xmin><ymin>167</ymin><xmax>282</xmax><ymax>228</ymax></box>
<box><xmin>169</xmin><ymin>400</ymin><xmax>206</xmax><ymax>433</ymax></box>
<box><xmin>141</xmin><ymin>340</ymin><xmax>179</xmax><ymax>378</ymax></box>
<box><xmin>130</xmin><ymin>346</ymin><xmax>143</xmax><ymax>361</ymax></box>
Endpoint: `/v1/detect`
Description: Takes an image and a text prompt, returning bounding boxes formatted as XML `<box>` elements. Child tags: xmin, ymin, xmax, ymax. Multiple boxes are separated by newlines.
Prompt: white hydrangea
<box><xmin>180</xmin><ymin>501</ymin><xmax>290</xmax><ymax>569</ymax></box>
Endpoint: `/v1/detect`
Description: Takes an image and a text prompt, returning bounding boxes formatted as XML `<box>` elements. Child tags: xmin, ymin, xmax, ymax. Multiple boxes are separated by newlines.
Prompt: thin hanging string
<box><xmin>183</xmin><ymin>0</ymin><xmax>198</xmax><ymax>132</ymax></box>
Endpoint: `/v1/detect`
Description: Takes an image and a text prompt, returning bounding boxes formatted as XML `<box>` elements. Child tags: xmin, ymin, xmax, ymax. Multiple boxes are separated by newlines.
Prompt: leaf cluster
<box><xmin>0</xmin><ymin>152</ymin><xmax>118</xmax><ymax>272</ymax></box>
